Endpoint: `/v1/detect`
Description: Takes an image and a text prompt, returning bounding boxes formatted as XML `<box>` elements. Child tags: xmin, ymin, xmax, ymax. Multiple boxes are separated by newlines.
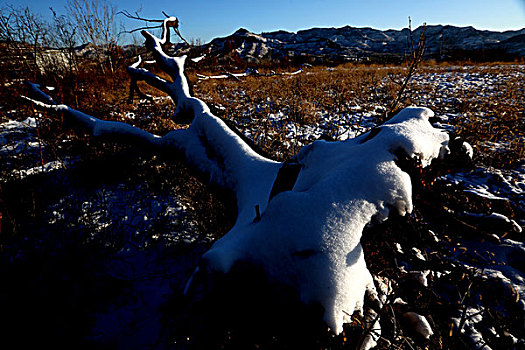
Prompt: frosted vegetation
<box><xmin>0</xmin><ymin>16</ymin><xmax>523</xmax><ymax>350</ymax></box>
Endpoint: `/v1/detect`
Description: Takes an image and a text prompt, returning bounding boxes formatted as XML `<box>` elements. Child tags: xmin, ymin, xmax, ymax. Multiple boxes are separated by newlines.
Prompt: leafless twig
<box><xmin>119</xmin><ymin>9</ymin><xmax>164</xmax><ymax>23</ymax></box>
<box><xmin>384</xmin><ymin>17</ymin><xmax>426</xmax><ymax>121</ymax></box>
<box><xmin>120</xmin><ymin>10</ymin><xmax>191</xmax><ymax>46</ymax></box>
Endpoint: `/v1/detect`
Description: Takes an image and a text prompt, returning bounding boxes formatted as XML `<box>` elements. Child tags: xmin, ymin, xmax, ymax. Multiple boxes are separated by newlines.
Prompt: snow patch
<box><xmin>441</xmin><ymin>166</ymin><xmax>525</xmax><ymax>209</ymax></box>
<box><xmin>13</xmin><ymin>160</ymin><xmax>63</xmax><ymax>178</ymax></box>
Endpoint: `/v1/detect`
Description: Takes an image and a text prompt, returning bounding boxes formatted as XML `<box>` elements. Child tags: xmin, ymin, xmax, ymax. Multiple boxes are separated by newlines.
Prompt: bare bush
<box><xmin>66</xmin><ymin>0</ymin><xmax>121</xmax><ymax>73</ymax></box>
<box><xmin>49</xmin><ymin>8</ymin><xmax>79</xmax><ymax>76</ymax></box>
<box><xmin>0</xmin><ymin>6</ymin><xmax>51</xmax><ymax>79</ymax></box>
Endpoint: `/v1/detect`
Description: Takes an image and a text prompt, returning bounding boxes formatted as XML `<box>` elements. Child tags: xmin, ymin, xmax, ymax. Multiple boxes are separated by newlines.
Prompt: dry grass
<box><xmin>1</xmin><ymin>54</ymin><xmax>524</xmax><ymax>349</ymax></box>
<box><xmin>191</xmin><ymin>63</ymin><xmax>524</xmax><ymax>168</ymax></box>
<box><xmin>192</xmin><ymin>65</ymin><xmax>405</xmax><ymax>159</ymax></box>
<box><xmin>414</xmin><ymin>64</ymin><xmax>524</xmax><ymax>169</ymax></box>
<box><xmin>9</xmin><ymin>57</ymin><xmax>520</xmax><ymax>169</ymax></box>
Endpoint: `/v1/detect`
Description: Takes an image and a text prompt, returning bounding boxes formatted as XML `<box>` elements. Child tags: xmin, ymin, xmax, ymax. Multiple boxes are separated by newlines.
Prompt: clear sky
<box><xmin>2</xmin><ymin>0</ymin><xmax>525</xmax><ymax>43</ymax></box>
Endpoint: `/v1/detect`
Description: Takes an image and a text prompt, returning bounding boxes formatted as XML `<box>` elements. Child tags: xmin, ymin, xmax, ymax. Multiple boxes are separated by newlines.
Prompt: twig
<box><xmin>35</xmin><ymin>115</ymin><xmax>45</xmax><ymax>171</ymax></box>
<box><xmin>357</xmin><ymin>292</ymin><xmax>395</xmax><ymax>349</ymax></box>
<box><xmin>408</xmin><ymin>17</ymin><xmax>416</xmax><ymax>60</ymax></box>
<box><xmin>121</xmin><ymin>25</ymin><xmax>163</xmax><ymax>35</ymax></box>
<box><xmin>384</xmin><ymin>18</ymin><xmax>426</xmax><ymax>122</ymax></box>
<box><xmin>173</xmin><ymin>26</ymin><xmax>191</xmax><ymax>47</ymax></box>
<box><xmin>119</xmin><ymin>10</ymin><xmax>164</xmax><ymax>23</ymax></box>
<box><xmin>387</xmin><ymin>73</ymin><xmax>403</xmax><ymax>87</ymax></box>
<box><xmin>457</xmin><ymin>279</ymin><xmax>474</xmax><ymax>334</ymax></box>
<box><xmin>120</xmin><ymin>10</ymin><xmax>191</xmax><ymax>47</ymax></box>
<box><xmin>400</xmin><ymin>336</ymin><xmax>417</xmax><ymax>350</ymax></box>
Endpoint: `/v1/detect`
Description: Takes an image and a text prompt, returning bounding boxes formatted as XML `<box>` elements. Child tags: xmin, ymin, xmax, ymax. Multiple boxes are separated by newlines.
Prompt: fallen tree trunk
<box><xmin>23</xmin><ymin>15</ymin><xmax>450</xmax><ymax>341</ymax></box>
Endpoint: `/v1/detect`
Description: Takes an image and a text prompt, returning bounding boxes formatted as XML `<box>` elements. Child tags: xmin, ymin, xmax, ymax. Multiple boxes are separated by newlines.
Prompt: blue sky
<box><xmin>3</xmin><ymin>0</ymin><xmax>525</xmax><ymax>43</ymax></box>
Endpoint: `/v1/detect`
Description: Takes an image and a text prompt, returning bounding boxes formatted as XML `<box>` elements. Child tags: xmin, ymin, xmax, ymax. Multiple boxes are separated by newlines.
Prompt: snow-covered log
<box><xmin>23</xmin><ymin>17</ymin><xmax>450</xmax><ymax>336</ymax></box>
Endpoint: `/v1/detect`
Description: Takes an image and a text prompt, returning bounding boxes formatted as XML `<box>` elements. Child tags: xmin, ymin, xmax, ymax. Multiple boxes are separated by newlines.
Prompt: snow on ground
<box><xmin>0</xmin><ymin>116</ymin><xmax>40</xmax><ymax>168</ymax></box>
<box><xmin>48</xmin><ymin>179</ymin><xmax>207</xmax><ymax>348</ymax></box>
<box><xmin>388</xmin><ymin>65</ymin><xmax>523</xmax><ymax>348</ymax></box>
<box><xmin>441</xmin><ymin>166</ymin><xmax>525</xmax><ymax>214</ymax></box>
<box><xmin>0</xmin><ymin>115</ymin><xmax>74</xmax><ymax>179</ymax></box>
<box><xmin>1</xmin><ymin>64</ymin><xmax>523</xmax><ymax>348</ymax></box>
<box><xmin>0</xmin><ymin>114</ymin><xmax>206</xmax><ymax>348</ymax></box>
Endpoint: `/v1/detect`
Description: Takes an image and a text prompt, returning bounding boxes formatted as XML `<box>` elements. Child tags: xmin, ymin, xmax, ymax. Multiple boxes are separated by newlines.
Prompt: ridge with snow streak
<box><xmin>174</xmin><ymin>24</ymin><xmax>525</xmax><ymax>63</ymax></box>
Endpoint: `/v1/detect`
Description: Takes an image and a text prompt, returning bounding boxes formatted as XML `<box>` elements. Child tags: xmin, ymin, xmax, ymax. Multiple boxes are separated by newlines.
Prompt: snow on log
<box><xmin>23</xmin><ymin>83</ymin><xmax>162</xmax><ymax>147</ymax></box>
<box><xmin>24</xmin><ymin>16</ymin><xmax>450</xmax><ymax>336</ymax></box>
<box><xmin>199</xmin><ymin>106</ymin><xmax>449</xmax><ymax>334</ymax></box>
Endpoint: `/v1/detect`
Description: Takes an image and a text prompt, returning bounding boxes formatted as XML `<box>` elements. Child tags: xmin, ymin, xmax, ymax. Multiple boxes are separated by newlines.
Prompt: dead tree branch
<box><xmin>22</xmin><ymin>14</ymin><xmax>450</xmax><ymax>340</ymax></box>
<box><xmin>120</xmin><ymin>10</ymin><xmax>190</xmax><ymax>46</ymax></box>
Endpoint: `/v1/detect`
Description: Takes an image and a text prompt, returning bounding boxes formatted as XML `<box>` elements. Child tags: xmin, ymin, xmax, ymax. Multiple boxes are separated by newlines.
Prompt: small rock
<box><xmin>403</xmin><ymin>311</ymin><xmax>434</xmax><ymax>339</ymax></box>
<box><xmin>411</xmin><ymin>247</ymin><xmax>426</xmax><ymax>261</ymax></box>
<box><xmin>409</xmin><ymin>270</ymin><xmax>430</xmax><ymax>287</ymax></box>
<box><xmin>393</xmin><ymin>298</ymin><xmax>408</xmax><ymax>306</ymax></box>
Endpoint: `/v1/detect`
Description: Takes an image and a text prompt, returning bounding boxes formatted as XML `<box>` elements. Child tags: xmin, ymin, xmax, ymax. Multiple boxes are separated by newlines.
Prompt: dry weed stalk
<box><xmin>384</xmin><ymin>17</ymin><xmax>427</xmax><ymax>122</ymax></box>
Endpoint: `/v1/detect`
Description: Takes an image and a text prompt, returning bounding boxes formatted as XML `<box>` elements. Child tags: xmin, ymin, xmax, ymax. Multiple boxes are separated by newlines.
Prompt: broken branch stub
<box><xmin>23</xmin><ymin>15</ymin><xmax>450</xmax><ymax>337</ymax></box>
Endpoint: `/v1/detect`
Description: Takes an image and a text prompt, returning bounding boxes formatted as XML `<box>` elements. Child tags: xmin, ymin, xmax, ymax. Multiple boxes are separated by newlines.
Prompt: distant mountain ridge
<box><xmin>179</xmin><ymin>24</ymin><xmax>525</xmax><ymax>64</ymax></box>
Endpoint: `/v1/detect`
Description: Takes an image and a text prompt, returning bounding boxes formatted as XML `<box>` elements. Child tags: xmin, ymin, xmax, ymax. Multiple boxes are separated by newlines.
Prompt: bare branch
<box><xmin>121</xmin><ymin>25</ymin><xmax>162</xmax><ymax>34</ymax></box>
<box><xmin>25</xmin><ymin>81</ymin><xmax>56</xmax><ymax>105</ymax></box>
<box><xmin>24</xmin><ymin>81</ymin><xmax>162</xmax><ymax>147</ymax></box>
<box><xmin>121</xmin><ymin>11</ymin><xmax>191</xmax><ymax>47</ymax></box>
<box><xmin>128</xmin><ymin>56</ymin><xmax>170</xmax><ymax>89</ymax></box>
<box><xmin>387</xmin><ymin>73</ymin><xmax>403</xmax><ymax>87</ymax></box>
<box><xmin>67</xmin><ymin>0</ymin><xmax>120</xmax><ymax>73</ymax></box>
<box><xmin>384</xmin><ymin>19</ymin><xmax>426</xmax><ymax>121</ymax></box>
<box><xmin>118</xmin><ymin>9</ymin><xmax>164</xmax><ymax>23</ymax></box>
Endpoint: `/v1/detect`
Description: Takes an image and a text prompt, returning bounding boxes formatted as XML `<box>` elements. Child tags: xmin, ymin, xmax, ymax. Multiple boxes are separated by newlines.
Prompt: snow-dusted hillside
<box><xmin>182</xmin><ymin>25</ymin><xmax>525</xmax><ymax>63</ymax></box>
